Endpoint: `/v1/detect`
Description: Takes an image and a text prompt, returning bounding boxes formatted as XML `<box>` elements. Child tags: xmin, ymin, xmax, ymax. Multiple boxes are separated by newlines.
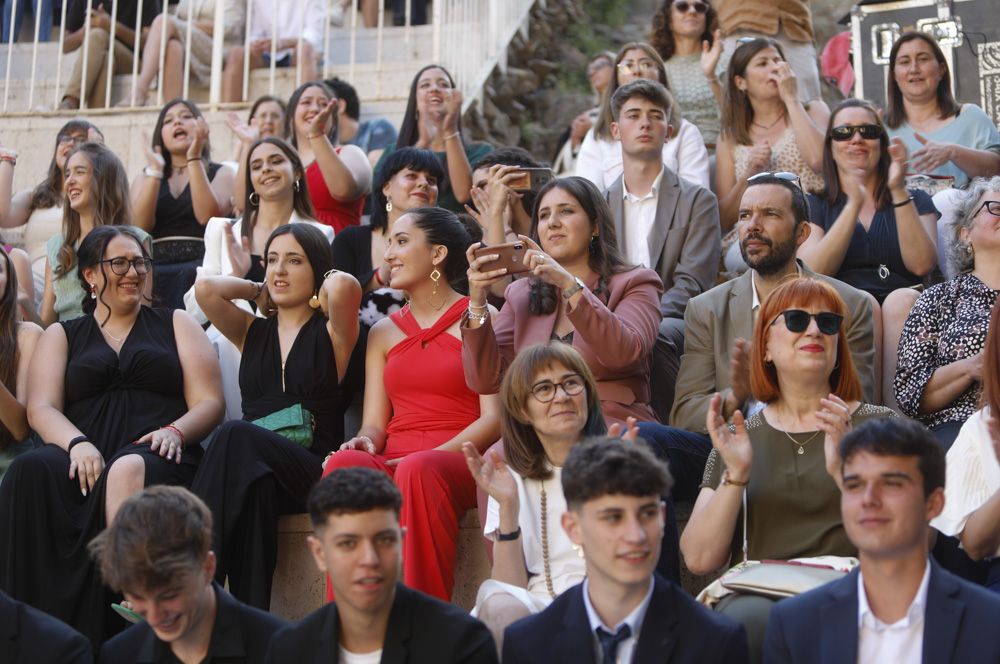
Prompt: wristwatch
<box><xmin>561</xmin><ymin>277</ymin><xmax>585</xmax><ymax>300</ymax></box>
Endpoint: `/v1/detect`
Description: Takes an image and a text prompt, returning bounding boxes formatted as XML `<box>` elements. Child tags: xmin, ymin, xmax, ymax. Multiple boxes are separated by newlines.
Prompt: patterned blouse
<box><xmin>664</xmin><ymin>54</ymin><xmax>720</xmax><ymax>145</ymax></box>
<box><xmin>733</xmin><ymin>126</ymin><xmax>824</xmax><ymax>194</ymax></box>
<box><xmin>894</xmin><ymin>273</ymin><xmax>999</xmax><ymax>428</ymax></box>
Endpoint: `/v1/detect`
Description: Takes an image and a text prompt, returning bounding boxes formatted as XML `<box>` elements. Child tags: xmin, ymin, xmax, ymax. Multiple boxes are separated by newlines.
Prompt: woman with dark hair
<box><xmin>226</xmin><ymin>94</ymin><xmax>288</xmax><ymax>214</ymax></box>
<box><xmin>0</xmin><ymin>225</ymin><xmax>224</xmax><ymax>645</ymax></box>
<box><xmin>463</xmin><ymin>342</ymin><xmax>602</xmax><ymax>648</ymax></box>
<box><xmin>323</xmin><ymin>207</ymin><xmax>501</xmax><ymax>602</ymax></box>
<box><xmin>0</xmin><ymin>120</ymin><xmax>103</xmax><ymax>306</ymax></box>
<box><xmin>0</xmin><ymin>246</ymin><xmax>42</xmax><ymax>478</ymax></box>
<box><xmin>884</xmin><ymin>32</ymin><xmax>1000</xmax><ymax>189</ymax></box>
<box><xmin>41</xmin><ymin>142</ymin><xmax>150</xmax><ymax>326</ymax></box>
<box><xmin>192</xmin><ymin>223</ymin><xmax>361</xmax><ymax>609</ymax></box>
<box><xmin>463</xmin><ymin>176</ymin><xmax>663</xmax><ymax>426</ymax></box>
<box><xmin>131</xmin><ymin>99</ymin><xmax>235</xmax><ymax>310</ymax></box>
<box><xmin>284</xmin><ymin>81</ymin><xmax>372</xmax><ymax>233</ymax></box>
<box><xmin>575</xmin><ymin>41</ymin><xmax>709</xmax><ymax>190</ymax></box>
<box><xmin>649</xmin><ymin>0</ymin><xmax>723</xmax><ymax>145</ymax></box>
<box><xmin>799</xmin><ymin>98</ymin><xmax>939</xmax><ymax>303</ymax></box>
<box><xmin>374</xmin><ymin>64</ymin><xmax>492</xmax><ymax>212</ymax></box>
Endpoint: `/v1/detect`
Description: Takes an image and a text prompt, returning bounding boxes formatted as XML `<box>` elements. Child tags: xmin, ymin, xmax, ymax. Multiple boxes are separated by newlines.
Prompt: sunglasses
<box><xmin>830</xmin><ymin>124</ymin><xmax>882</xmax><ymax>142</ymax></box>
<box><xmin>747</xmin><ymin>171</ymin><xmax>803</xmax><ymax>192</ymax></box>
<box><xmin>772</xmin><ymin>309</ymin><xmax>844</xmax><ymax>335</ymax></box>
<box><xmin>974</xmin><ymin>200</ymin><xmax>1000</xmax><ymax>218</ymax></box>
<box><xmin>674</xmin><ymin>1</ymin><xmax>708</xmax><ymax>13</ymax></box>
<box><xmin>530</xmin><ymin>374</ymin><xmax>586</xmax><ymax>403</ymax></box>
<box><xmin>101</xmin><ymin>257</ymin><xmax>153</xmax><ymax>276</ymax></box>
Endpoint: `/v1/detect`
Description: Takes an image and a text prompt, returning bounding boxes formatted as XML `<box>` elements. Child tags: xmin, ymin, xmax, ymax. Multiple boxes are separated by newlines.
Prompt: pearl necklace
<box><xmin>540</xmin><ymin>484</ymin><xmax>556</xmax><ymax>599</ymax></box>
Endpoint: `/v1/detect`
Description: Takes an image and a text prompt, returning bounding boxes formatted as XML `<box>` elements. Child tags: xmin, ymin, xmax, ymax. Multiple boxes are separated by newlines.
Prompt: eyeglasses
<box><xmin>530</xmin><ymin>374</ymin><xmax>586</xmax><ymax>403</ymax></box>
<box><xmin>674</xmin><ymin>1</ymin><xmax>708</xmax><ymax>13</ymax></box>
<box><xmin>830</xmin><ymin>124</ymin><xmax>882</xmax><ymax>142</ymax></box>
<box><xmin>101</xmin><ymin>257</ymin><xmax>153</xmax><ymax>276</ymax></box>
<box><xmin>974</xmin><ymin>200</ymin><xmax>1000</xmax><ymax>218</ymax></box>
<box><xmin>772</xmin><ymin>309</ymin><xmax>844</xmax><ymax>335</ymax></box>
<box><xmin>747</xmin><ymin>171</ymin><xmax>803</xmax><ymax>192</ymax></box>
<box><xmin>58</xmin><ymin>134</ymin><xmax>87</xmax><ymax>146</ymax></box>
<box><xmin>617</xmin><ymin>59</ymin><xmax>658</xmax><ymax>73</ymax></box>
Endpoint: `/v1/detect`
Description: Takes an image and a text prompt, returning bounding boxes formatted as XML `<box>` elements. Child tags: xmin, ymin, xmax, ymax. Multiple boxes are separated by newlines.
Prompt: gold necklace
<box><xmin>540</xmin><ymin>484</ymin><xmax>556</xmax><ymax>599</ymax></box>
<box><xmin>782</xmin><ymin>429</ymin><xmax>821</xmax><ymax>455</ymax></box>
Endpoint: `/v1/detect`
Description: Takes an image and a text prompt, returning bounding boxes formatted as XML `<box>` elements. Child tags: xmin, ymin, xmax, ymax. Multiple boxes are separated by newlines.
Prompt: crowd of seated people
<box><xmin>1</xmin><ymin>1</ymin><xmax>1000</xmax><ymax>660</ymax></box>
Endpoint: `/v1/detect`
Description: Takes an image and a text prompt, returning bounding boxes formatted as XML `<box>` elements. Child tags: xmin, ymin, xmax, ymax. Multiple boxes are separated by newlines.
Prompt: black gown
<box><xmin>0</xmin><ymin>307</ymin><xmax>203</xmax><ymax>647</ymax></box>
<box><xmin>191</xmin><ymin>312</ymin><xmax>341</xmax><ymax>609</ymax></box>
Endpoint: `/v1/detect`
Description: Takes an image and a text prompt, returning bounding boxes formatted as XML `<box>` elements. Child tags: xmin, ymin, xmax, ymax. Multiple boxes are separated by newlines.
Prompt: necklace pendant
<box><xmin>797</xmin><ymin>446</ymin><xmax>805</xmax><ymax>455</ymax></box>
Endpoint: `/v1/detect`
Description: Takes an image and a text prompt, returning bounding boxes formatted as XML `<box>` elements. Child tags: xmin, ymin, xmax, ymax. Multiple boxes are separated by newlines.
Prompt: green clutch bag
<box><xmin>251</xmin><ymin>404</ymin><xmax>315</xmax><ymax>448</ymax></box>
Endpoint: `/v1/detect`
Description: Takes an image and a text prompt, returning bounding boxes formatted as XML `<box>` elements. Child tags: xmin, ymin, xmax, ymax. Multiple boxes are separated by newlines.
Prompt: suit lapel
<box><xmin>923</xmin><ymin>561</ymin><xmax>963</xmax><ymax>664</ymax></box>
<box><xmin>607</xmin><ymin>177</ymin><xmax>627</xmax><ymax>250</ymax></box>
<box><xmin>647</xmin><ymin>170</ymin><xmax>679</xmax><ymax>272</ymax></box>
<box><xmin>728</xmin><ymin>271</ymin><xmax>754</xmax><ymax>343</ymax></box>
<box><xmin>553</xmin><ymin>585</ymin><xmax>598</xmax><ymax>664</ymax></box>
<box><xmin>632</xmin><ymin>576</ymin><xmax>677</xmax><ymax>664</ymax></box>
<box><xmin>819</xmin><ymin>570</ymin><xmax>859</xmax><ymax>664</ymax></box>
<box><xmin>380</xmin><ymin>584</ymin><xmax>415</xmax><ymax>664</ymax></box>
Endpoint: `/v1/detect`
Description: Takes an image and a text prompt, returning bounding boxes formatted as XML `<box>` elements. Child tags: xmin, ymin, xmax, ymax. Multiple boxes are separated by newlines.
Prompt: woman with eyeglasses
<box><xmin>649</xmin><ymin>0</ymin><xmax>723</xmax><ymax>145</ymax></box>
<box><xmin>681</xmin><ymin>277</ymin><xmax>893</xmax><ymax>653</ymax></box>
<box><xmin>574</xmin><ymin>41</ymin><xmax>710</xmax><ymax>190</ymax></box>
<box><xmin>0</xmin><ymin>224</ymin><xmax>224</xmax><ymax>646</ymax></box>
<box><xmin>798</xmin><ymin>99</ymin><xmax>939</xmax><ymax>304</ymax></box>
<box><xmin>894</xmin><ymin>177</ymin><xmax>1000</xmax><ymax>449</ymax></box>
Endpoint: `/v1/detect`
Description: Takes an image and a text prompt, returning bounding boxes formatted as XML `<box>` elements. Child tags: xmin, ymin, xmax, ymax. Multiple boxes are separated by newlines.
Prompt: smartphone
<box><xmin>508</xmin><ymin>167</ymin><xmax>554</xmax><ymax>193</ymax></box>
<box><xmin>472</xmin><ymin>241</ymin><xmax>531</xmax><ymax>275</ymax></box>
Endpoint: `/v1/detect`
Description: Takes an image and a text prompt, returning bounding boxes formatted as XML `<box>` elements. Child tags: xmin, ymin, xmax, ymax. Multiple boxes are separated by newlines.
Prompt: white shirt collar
<box><xmin>582</xmin><ymin>577</ymin><xmax>655</xmax><ymax>639</ymax></box>
<box><xmin>622</xmin><ymin>166</ymin><xmax>665</xmax><ymax>203</ymax></box>
<box><xmin>750</xmin><ymin>261</ymin><xmax>803</xmax><ymax>312</ymax></box>
<box><xmin>857</xmin><ymin>561</ymin><xmax>931</xmax><ymax>630</ymax></box>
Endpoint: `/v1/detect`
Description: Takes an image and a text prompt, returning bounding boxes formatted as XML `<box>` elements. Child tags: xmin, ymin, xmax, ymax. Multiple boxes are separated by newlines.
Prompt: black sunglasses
<box><xmin>772</xmin><ymin>309</ymin><xmax>844</xmax><ymax>335</ymax></box>
<box><xmin>747</xmin><ymin>171</ymin><xmax>803</xmax><ymax>192</ymax></box>
<box><xmin>974</xmin><ymin>200</ymin><xmax>1000</xmax><ymax>218</ymax></box>
<box><xmin>101</xmin><ymin>257</ymin><xmax>153</xmax><ymax>276</ymax></box>
<box><xmin>830</xmin><ymin>124</ymin><xmax>882</xmax><ymax>142</ymax></box>
<box><xmin>674</xmin><ymin>1</ymin><xmax>708</xmax><ymax>13</ymax></box>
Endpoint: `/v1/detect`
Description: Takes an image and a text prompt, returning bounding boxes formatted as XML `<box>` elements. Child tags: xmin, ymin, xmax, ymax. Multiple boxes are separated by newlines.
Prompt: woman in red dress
<box><xmin>323</xmin><ymin>207</ymin><xmax>501</xmax><ymax>600</ymax></box>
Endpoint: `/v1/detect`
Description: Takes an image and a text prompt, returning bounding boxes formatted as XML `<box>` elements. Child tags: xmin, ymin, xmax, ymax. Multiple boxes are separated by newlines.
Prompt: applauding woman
<box><xmin>193</xmin><ymin>223</ymin><xmax>360</xmax><ymax>609</ymax></box>
<box><xmin>323</xmin><ymin>207</ymin><xmax>501</xmax><ymax>602</ymax></box>
<box><xmin>0</xmin><ymin>225</ymin><xmax>224</xmax><ymax>645</ymax></box>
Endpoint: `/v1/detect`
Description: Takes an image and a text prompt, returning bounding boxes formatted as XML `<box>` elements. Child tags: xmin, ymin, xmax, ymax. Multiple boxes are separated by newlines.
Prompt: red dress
<box><xmin>323</xmin><ymin>297</ymin><xmax>481</xmax><ymax>600</ymax></box>
<box><xmin>305</xmin><ymin>153</ymin><xmax>364</xmax><ymax>234</ymax></box>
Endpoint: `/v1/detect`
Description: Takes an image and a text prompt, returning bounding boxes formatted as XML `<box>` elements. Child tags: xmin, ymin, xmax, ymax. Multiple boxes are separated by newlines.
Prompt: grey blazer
<box><xmin>604</xmin><ymin>168</ymin><xmax>721</xmax><ymax>320</ymax></box>
<box><xmin>670</xmin><ymin>262</ymin><xmax>876</xmax><ymax>432</ymax></box>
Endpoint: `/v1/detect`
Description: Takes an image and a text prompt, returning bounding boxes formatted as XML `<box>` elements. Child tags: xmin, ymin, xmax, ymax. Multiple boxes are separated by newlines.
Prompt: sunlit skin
<box><xmin>382</xmin><ymin>167</ymin><xmax>439</xmax><ymax>213</ymax></box>
<box><xmin>587</xmin><ymin>57</ymin><xmax>613</xmax><ymax>96</ymax></box>
<box><xmin>415</xmin><ymin>67</ymin><xmax>454</xmax><ymax>121</ymax></box>
<box><xmin>765</xmin><ymin>307</ymin><xmax>840</xmax><ymax>378</ymax></box>
<box><xmin>64</xmin><ymin>151</ymin><xmax>94</xmax><ymax>213</ymax></box>
<box><xmin>56</xmin><ymin>130</ymin><xmax>88</xmax><ymax>171</ymax></box>
<box><xmin>670</xmin><ymin>0</ymin><xmax>706</xmax><ymax>39</ymax></box>
<box><xmin>293</xmin><ymin>85</ymin><xmax>333</xmax><ymax>138</ymax></box>
<box><xmin>616</xmin><ymin>48</ymin><xmax>662</xmax><ymax>86</ymax></box>
<box><xmin>264</xmin><ymin>233</ymin><xmax>315</xmax><ymax>308</ymax></box>
<box><xmin>830</xmin><ymin>107</ymin><xmax>882</xmax><ymax>174</ymax></box>
<box><xmin>160</xmin><ymin>103</ymin><xmax>199</xmax><ymax>155</ymax></box>
<box><xmin>736</xmin><ymin>184</ymin><xmax>809</xmax><ymax>272</ymax></box>
<box><xmin>737</xmin><ymin>46</ymin><xmax>785</xmax><ymax>99</ymax></box>
<box><xmin>383</xmin><ymin>213</ymin><xmax>446</xmax><ymax>292</ymax></box>
<box><xmin>81</xmin><ymin>235</ymin><xmax>149</xmax><ymax>312</ymax></box>
<box><xmin>534</xmin><ymin>187</ymin><xmax>595</xmax><ymax>266</ymax></box>
<box><xmin>892</xmin><ymin>39</ymin><xmax>945</xmax><ymax>104</ymax></box>
<box><xmin>611</xmin><ymin>97</ymin><xmax>670</xmax><ymax>157</ymax></box>
<box><xmin>521</xmin><ymin>363</ymin><xmax>589</xmax><ymax>442</ymax></box>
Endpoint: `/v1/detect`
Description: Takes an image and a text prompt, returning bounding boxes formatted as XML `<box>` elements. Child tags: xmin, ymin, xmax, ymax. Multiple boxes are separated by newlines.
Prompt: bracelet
<box><xmin>0</xmin><ymin>155</ymin><xmax>16</xmax><ymax>166</ymax></box>
<box><xmin>357</xmin><ymin>435</ymin><xmax>375</xmax><ymax>451</ymax></box>
<box><xmin>466</xmin><ymin>306</ymin><xmax>489</xmax><ymax>325</ymax></box>
<box><xmin>323</xmin><ymin>269</ymin><xmax>338</xmax><ymax>279</ymax></box>
<box><xmin>496</xmin><ymin>526</ymin><xmax>522</xmax><ymax>542</ymax></box>
<box><xmin>143</xmin><ymin>166</ymin><xmax>164</xmax><ymax>179</ymax></box>
<box><xmin>185</xmin><ymin>156</ymin><xmax>204</xmax><ymax>167</ymax></box>
<box><xmin>250</xmin><ymin>281</ymin><xmax>264</xmax><ymax>300</ymax></box>
<box><xmin>0</xmin><ymin>147</ymin><xmax>19</xmax><ymax>160</ymax></box>
<box><xmin>163</xmin><ymin>424</ymin><xmax>186</xmax><ymax>447</ymax></box>
<box><xmin>721</xmin><ymin>470</ymin><xmax>749</xmax><ymax>487</ymax></box>
<box><xmin>892</xmin><ymin>196</ymin><xmax>914</xmax><ymax>208</ymax></box>
<box><xmin>67</xmin><ymin>435</ymin><xmax>90</xmax><ymax>452</ymax></box>
<box><xmin>443</xmin><ymin>131</ymin><xmax>461</xmax><ymax>142</ymax></box>
<box><xmin>307</xmin><ymin>132</ymin><xmax>325</xmax><ymax>140</ymax></box>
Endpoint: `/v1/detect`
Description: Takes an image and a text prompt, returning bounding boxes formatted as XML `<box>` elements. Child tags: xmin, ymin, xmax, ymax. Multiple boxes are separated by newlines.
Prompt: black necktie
<box><xmin>596</xmin><ymin>624</ymin><xmax>632</xmax><ymax>664</ymax></box>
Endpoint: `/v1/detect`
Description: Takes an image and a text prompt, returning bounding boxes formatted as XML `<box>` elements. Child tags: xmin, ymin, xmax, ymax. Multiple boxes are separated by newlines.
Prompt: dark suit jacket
<box><xmin>763</xmin><ymin>561</ymin><xmax>1000</xmax><ymax>664</ymax></box>
<box><xmin>264</xmin><ymin>583</ymin><xmax>497</xmax><ymax>664</ymax></box>
<box><xmin>670</xmin><ymin>261</ymin><xmax>875</xmax><ymax>431</ymax></box>
<box><xmin>462</xmin><ymin>267</ymin><xmax>664</xmax><ymax>426</ymax></box>
<box><xmin>604</xmin><ymin>168</ymin><xmax>721</xmax><ymax>320</ymax></box>
<box><xmin>503</xmin><ymin>574</ymin><xmax>749</xmax><ymax>664</ymax></box>
<box><xmin>0</xmin><ymin>590</ymin><xmax>92</xmax><ymax>664</ymax></box>
<box><xmin>98</xmin><ymin>583</ymin><xmax>286</xmax><ymax>663</ymax></box>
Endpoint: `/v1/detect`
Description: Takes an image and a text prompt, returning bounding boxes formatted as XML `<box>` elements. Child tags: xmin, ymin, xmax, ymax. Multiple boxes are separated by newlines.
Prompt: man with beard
<box><xmin>668</xmin><ymin>173</ymin><xmax>875</xmax><ymax>436</ymax></box>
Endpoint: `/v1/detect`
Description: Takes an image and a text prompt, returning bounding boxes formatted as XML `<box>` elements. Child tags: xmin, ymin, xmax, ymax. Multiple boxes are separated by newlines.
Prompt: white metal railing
<box><xmin>0</xmin><ymin>0</ymin><xmax>536</xmax><ymax>114</ymax></box>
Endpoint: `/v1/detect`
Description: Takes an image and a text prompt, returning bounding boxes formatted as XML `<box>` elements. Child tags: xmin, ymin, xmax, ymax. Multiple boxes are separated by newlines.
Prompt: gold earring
<box><xmin>385</xmin><ymin>199</ymin><xmax>393</xmax><ymax>213</ymax></box>
<box><xmin>572</xmin><ymin>544</ymin><xmax>585</xmax><ymax>560</ymax></box>
<box><xmin>429</xmin><ymin>267</ymin><xmax>444</xmax><ymax>311</ymax></box>
<box><xmin>308</xmin><ymin>291</ymin><xmax>321</xmax><ymax>309</ymax></box>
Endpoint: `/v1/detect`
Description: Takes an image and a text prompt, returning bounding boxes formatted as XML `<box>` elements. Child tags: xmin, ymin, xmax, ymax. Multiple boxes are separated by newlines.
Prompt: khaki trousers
<box><xmin>63</xmin><ymin>27</ymin><xmax>134</xmax><ymax>108</ymax></box>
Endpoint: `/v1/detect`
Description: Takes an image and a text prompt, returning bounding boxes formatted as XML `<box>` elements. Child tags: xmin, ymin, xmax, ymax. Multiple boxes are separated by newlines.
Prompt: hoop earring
<box><xmin>248</xmin><ymin>192</ymin><xmax>260</xmax><ymax>206</ymax></box>
<box><xmin>429</xmin><ymin>267</ymin><xmax>445</xmax><ymax>310</ymax></box>
<box><xmin>308</xmin><ymin>291</ymin><xmax>321</xmax><ymax>309</ymax></box>
<box><xmin>385</xmin><ymin>199</ymin><xmax>393</xmax><ymax>213</ymax></box>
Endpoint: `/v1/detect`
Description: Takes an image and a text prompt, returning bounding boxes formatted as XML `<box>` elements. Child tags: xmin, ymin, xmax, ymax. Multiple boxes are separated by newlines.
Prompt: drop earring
<box><xmin>89</xmin><ymin>283</ymin><xmax>96</xmax><ymax>299</ymax></box>
<box><xmin>308</xmin><ymin>291</ymin><xmax>321</xmax><ymax>309</ymax></box>
<box><xmin>385</xmin><ymin>199</ymin><xmax>393</xmax><ymax>213</ymax></box>
<box><xmin>429</xmin><ymin>267</ymin><xmax>445</xmax><ymax>310</ymax></box>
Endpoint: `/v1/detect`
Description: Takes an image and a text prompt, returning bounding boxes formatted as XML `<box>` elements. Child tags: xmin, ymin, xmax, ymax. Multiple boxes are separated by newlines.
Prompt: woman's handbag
<box><xmin>251</xmin><ymin>404</ymin><xmax>315</xmax><ymax>448</ymax></box>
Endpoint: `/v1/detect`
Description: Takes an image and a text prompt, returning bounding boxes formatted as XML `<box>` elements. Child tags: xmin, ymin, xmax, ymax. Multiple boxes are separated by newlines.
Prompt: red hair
<box><xmin>750</xmin><ymin>277</ymin><xmax>862</xmax><ymax>403</ymax></box>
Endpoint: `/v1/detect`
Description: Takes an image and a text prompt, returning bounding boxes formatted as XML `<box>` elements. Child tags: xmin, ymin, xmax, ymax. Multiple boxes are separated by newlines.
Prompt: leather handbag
<box><xmin>251</xmin><ymin>404</ymin><xmax>315</xmax><ymax>448</ymax></box>
<box><xmin>720</xmin><ymin>560</ymin><xmax>847</xmax><ymax>600</ymax></box>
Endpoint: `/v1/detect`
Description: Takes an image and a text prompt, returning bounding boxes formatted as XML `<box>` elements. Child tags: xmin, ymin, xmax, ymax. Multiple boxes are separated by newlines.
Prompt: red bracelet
<box><xmin>374</xmin><ymin>269</ymin><xmax>384</xmax><ymax>286</ymax></box>
<box><xmin>163</xmin><ymin>424</ymin><xmax>186</xmax><ymax>447</ymax></box>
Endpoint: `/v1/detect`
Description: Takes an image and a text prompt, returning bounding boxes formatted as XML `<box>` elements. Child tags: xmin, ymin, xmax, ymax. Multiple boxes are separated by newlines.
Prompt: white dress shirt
<box><xmin>857</xmin><ymin>562</ymin><xmax>931</xmax><ymax>664</ymax></box>
<box><xmin>582</xmin><ymin>578</ymin><xmax>654</xmax><ymax>664</ymax></box>
<box><xmin>249</xmin><ymin>0</ymin><xmax>325</xmax><ymax>54</ymax></box>
<box><xmin>621</xmin><ymin>167</ymin><xmax>665</xmax><ymax>268</ymax></box>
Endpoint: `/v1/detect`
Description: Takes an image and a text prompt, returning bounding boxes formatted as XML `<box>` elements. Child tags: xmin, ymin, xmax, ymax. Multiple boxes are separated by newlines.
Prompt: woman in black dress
<box><xmin>192</xmin><ymin>223</ymin><xmax>361</xmax><ymax>609</ymax></box>
<box><xmin>0</xmin><ymin>225</ymin><xmax>224</xmax><ymax>645</ymax></box>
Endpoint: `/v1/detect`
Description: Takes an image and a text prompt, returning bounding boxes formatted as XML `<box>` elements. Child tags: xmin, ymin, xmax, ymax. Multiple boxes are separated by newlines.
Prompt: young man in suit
<box><xmin>764</xmin><ymin>418</ymin><xmax>1000</xmax><ymax>663</ymax></box>
<box><xmin>265</xmin><ymin>467</ymin><xmax>497</xmax><ymax>663</ymax></box>
<box><xmin>503</xmin><ymin>437</ymin><xmax>748</xmax><ymax>664</ymax></box>
<box><xmin>603</xmin><ymin>78</ymin><xmax>721</xmax><ymax>426</ymax></box>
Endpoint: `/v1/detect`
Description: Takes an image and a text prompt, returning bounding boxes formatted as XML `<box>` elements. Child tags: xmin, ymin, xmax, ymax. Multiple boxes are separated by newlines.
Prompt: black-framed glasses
<box><xmin>830</xmin><ymin>124</ymin><xmax>882</xmax><ymax>142</ymax></box>
<box><xmin>674</xmin><ymin>0</ymin><xmax>708</xmax><ymax>13</ymax></box>
<box><xmin>772</xmin><ymin>309</ymin><xmax>844</xmax><ymax>335</ymax></box>
<box><xmin>530</xmin><ymin>374</ymin><xmax>586</xmax><ymax>403</ymax></box>
<box><xmin>58</xmin><ymin>133</ymin><xmax>87</xmax><ymax>147</ymax></box>
<box><xmin>101</xmin><ymin>257</ymin><xmax>153</xmax><ymax>276</ymax></box>
<box><xmin>974</xmin><ymin>200</ymin><xmax>1000</xmax><ymax>218</ymax></box>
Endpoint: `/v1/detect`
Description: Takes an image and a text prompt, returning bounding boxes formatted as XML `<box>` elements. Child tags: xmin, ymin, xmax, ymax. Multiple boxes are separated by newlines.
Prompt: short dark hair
<box><xmin>89</xmin><ymin>486</ymin><xmax>212</xmax><ymax>593</ymax></box>
<box><xmin>562</xmin><ymin>437</ymin><xmax>673</xmax><ymax>510</ymax></box>
<box><xmin>471</xmin><ymin>146</ymin><xmax>544</xmax><ymax>172</ymax></box>
<box><xmin>610</xmin><ymin>78</ymin><xmax>672</xmax><ymax>121</ymax></box>
<box><xmin>308</xmin><ymin>467</ymin><xmax>403</xmax><ymax>528</ymax></box>
<box><xmin>325</xmin><ymin>77</ymin><xmax>360</xmax><ymax>120</ymax></box>
<box><xmin>840</xmin><ymin>418</ymin><xmax>945</xmax><ymax>498</ymax></box>
<box><xmin>743</xmin><ymin>174</ymin><xmax>809</xmax><ymax>225</ymax></box>
<box><xmin>369</xmin><ymin>146</ymin><xmax>445</xmax><ymax>231</ymax></box>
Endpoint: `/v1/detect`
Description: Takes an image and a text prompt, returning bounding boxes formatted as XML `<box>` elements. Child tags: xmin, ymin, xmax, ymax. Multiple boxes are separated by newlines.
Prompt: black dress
<box><xmin>191</xmin><ymin>312</ymin><xmax>342</xmax><ymax>610</ymax></box>
<box><xmin>0</xmin><ymin>307</ymin><xmax>203</xmax><ymax>647</ymax></box>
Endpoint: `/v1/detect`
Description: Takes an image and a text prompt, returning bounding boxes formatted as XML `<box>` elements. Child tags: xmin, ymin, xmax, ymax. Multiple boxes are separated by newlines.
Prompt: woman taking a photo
<box><xmin>193</xmin><ymin>223</ymin><xmax>361</xmax><ymax>609</ymax></box>
<box><xmin>1</xmin><ymin>225</ymin><xmax>224</xmax><ymax>645</ymax></box>
<box><xmin>324</xmin><ymin>207</ymin><xmax>501</xmax><ymax>603</ymax></box>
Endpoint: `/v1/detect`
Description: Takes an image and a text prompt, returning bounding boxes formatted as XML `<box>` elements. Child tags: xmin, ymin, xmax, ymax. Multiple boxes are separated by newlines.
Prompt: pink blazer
<box><xmin>461</xmin><ymin>267</ymin><xmax>664</xmax><ymax>426</ymax></box>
